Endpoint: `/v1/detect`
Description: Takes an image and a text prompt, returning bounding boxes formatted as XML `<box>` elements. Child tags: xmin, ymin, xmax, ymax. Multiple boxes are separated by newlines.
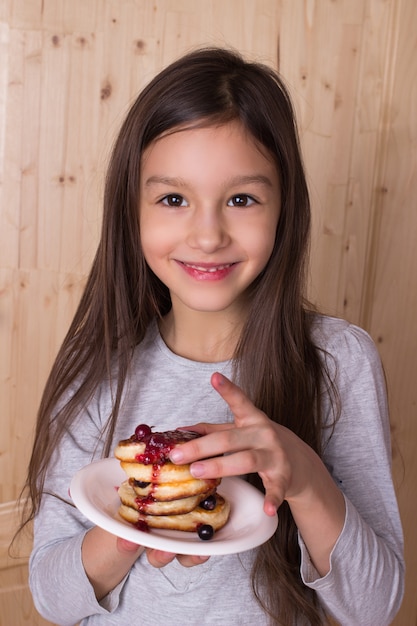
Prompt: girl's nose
<box><xmin>186</xmin><ymin>207</ymin><xmax>231</xmax><ymax>252</ymax></box>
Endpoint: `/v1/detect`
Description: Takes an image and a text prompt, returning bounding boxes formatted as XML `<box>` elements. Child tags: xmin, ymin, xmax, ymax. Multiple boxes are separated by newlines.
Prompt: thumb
<box><xmin>263</xmin><ymin>494</ymin><xmax>280</xmax><ymax>517</ymax></box>
<box><xmin>262</xmin><ymin>474</ymin><xmax>284</xmax><ymax>517</ymax></box>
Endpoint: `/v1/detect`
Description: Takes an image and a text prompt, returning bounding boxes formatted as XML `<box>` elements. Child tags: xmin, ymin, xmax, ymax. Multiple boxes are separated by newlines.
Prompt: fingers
<box><xmin>116</xmin><ymin>537</ymin><xmax>143</xmax><ymax>555</ymax></box>
<box><xmin>189</xmin><ymin>448</ymin><xmax>260</xmax><ymax>479</ymax></box>
<box><xmin>170</xmin><ymin>425</ymin><xmax>241</xmax><ymax>467</ymax></box>
<box><xmin>177</xmin><ymin>554</ymin><xmax>210</xmax><ymax>568</ymax></box>
<box><xmin>171</xmin><ymin>406</ymin><xmax>236</xmax><ymax>463</ymax></box>
<box><xmin>210</xmin><ymin>372</ymin><xmax>257</xmax><ymax>424</ymax></box>
<box><xmin>145</xmin><ymin>549</ymin><xmax>176</xmax><ymax>568</ymax></box>
<box><xmin>169</xmin><ymin>373</ymin><xmax>268</xmax><ymax>468</ymax></box>
<box><xmin>145</xmin><ymin>548</ymin><xmax>210</xmax><ymax>569</ymax></box>
<box><xmin>169</xmin><ymin>372</ymin><xmax>294</xmax><ymax>514</ymax></box>
<box><xmin>177</xmin><ymin>422</ymin><xmax>233</xmax><ymax>436</ymax></box>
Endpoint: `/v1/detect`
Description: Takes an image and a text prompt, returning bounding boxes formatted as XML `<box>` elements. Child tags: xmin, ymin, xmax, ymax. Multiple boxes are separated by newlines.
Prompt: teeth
<box><xmin>185</xmin><ymin>263</ymin><xmax>231</xmax><ymax>272</ymax></box>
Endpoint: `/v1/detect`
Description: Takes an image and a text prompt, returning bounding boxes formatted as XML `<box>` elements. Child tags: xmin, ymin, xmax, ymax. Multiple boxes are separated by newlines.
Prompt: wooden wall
<box><xmin>0</xmin><ymin>1</ymin><xmax>415</xmax><ymax>624</ymax></box>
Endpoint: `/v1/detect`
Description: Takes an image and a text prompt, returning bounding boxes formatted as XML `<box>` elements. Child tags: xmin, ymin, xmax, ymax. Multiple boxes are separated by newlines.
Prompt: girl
<box><xmin>22</xmin><ymin>48</ymin><xmax>404</xmax><ymax>625</ymax></box>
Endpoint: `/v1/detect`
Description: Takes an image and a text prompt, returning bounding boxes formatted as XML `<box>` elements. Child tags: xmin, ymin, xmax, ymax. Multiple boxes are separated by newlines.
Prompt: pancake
<box><xmin>118</xmin><ymin>493</ymin><xmax>230</xmax><ymax>532</ymax></box>
<box><xmin>129</xmin><ymin>476</ymin><xmax>221</xmax><ymax>501</ymax></box>
<box><xmin>118</xmin><ymin>480</ymin><xmax>216</xmax><ymax>515</ymax></box>
<box><xmin>120</xmin><ymin>459</ymin><xmax>195</xmax><ymax>484</ymax></box>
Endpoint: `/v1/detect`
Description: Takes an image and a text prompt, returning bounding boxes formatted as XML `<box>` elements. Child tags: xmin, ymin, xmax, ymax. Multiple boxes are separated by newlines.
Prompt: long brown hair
<box><xmin>21</xmin><ymin>48</ymin><xmax>335</xmax><ymax>625</ymax></box>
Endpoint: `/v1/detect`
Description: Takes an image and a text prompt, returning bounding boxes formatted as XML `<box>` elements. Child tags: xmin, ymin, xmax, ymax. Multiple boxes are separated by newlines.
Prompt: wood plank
<box><xmin>0</xmin><ymin>269</ymin><xmax>86</xmax><ymax>502</ymax></box>
<box><xmin>278</xmin><ymin>0</ymin><xmax>394</xmax><ymax>321</ymax></box>
<box><xmin>8</xmin><ymin>0</ymin><xmax>43</xmax><ymax>30</ymax></box>
<box><xmin>0</xmin><ymin>563</ymin><xmax>56</xmax><ymax>625</ymax></box>
<box><xmin>0</xmin><ymin>24</ymin><xmax>23</xmax><ymax>270</ymax></box>
<box><xmin>0</xmin><ymin>500</ymin><xmax>30</xmax><ymax>571</ymax></box>
<box><xmin>18</xmin><ymin>29</ymin><xmax>42</xmax><ymax>270</ymax></box>
<box><xmin>58</xmin><ymin>30</ymin><xmax>103</xmax><ymax>274</ymax></box>
<box><xmin>36</xmin><ymin>30</ymin><xmax>70</xmax><ymax>270</ymax></box>
<box><xmin>364</xmin><ymin>1</ymin><xmax>417</xmax><ymax>623</ymax></box>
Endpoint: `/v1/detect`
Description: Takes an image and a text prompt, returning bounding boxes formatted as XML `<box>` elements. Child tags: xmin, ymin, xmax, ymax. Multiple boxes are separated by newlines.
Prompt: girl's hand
<box><xmin>169</xmin><ymin>372</ymin><xmax>346</xmax><ymax>576</ymax></box>
<box><xmin>145</xmin><ymin>549</ymin><xmax>210</xmax><ymax>568</ymax></box>
<box><xmin>169</xmin><ymin>372</ymin><xmax>315</xmax><ymax>515</ymax></box>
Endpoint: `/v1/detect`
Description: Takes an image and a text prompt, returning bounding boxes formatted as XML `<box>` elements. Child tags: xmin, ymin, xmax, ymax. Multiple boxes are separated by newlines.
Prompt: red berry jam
<box><xmin>134</xmin><ymin>494</ymin><xmax>156</xmax><ymax>512</ymax></box>
<box><xmin>134</xmin><ymin>519</ymin><xmax>150</xmax><ymax>533</ymax></box>
<box><xmin>132</xmin><ymin>427</ymin><xmax>200</xmax><ymax>465</ymax></box>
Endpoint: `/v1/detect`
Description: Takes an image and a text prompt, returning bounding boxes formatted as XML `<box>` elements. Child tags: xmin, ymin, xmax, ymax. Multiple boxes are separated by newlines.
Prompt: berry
<box><xmin>134</xmin><ymin>424</ymin><xmax>152</xmax><ymax>441</ymax></box>
<box><xmin>133</xmin><ymin>480</ymin><xmax>150</xmax><ymax>488</ymax></box>
<box><xmin>199</xmin><ymin>495</ymin><xmax>216</xmax><ymax>510</ymax></box>
<box><xmin>197</xmin><ymin>524</ymin><xmax>214</xmax><ymax>540</ymax></box>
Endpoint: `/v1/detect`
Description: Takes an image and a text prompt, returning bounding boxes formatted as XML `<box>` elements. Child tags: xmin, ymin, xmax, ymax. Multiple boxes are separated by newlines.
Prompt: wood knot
<box><xmin>76</xmin><ymin>36</ymin><xmax>88</xmax><ymax>48</ymax></box>
<box><xmin>57</xmin><ymin>175</ymin><xmax>76</xmax><ymax>185</ymax></box>
<box><xmin>134</xmin><ymin>39</ymin><xmax>146</xmax><ymax>54</ymax></box>
<box><xmin>101</xmin><ymin>81</ymin><xmax>112</xmax><ymax>100</ymax></box>
<box><xmin>334</xmin><ymin>92</ymin><xmax>343</xmax><ymax>109</ymax></box>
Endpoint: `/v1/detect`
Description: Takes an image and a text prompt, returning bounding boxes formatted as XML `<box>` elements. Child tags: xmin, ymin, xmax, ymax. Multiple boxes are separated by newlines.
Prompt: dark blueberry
<box><xmin>199</xmin><ymin>495</ymin><xmax>216</xmax><ymax>510</ymax></box>
<box><xmin>197</xmin><ymin>524</ymin><xmax>214</xmax><ymax>540</ymax></box>
<box><xmin>133</xmin><ymin>480</ymin><xmax>151</xmax><ymax>488</ymax></box>
<box><xmin>134</xmin><ymin>424</ymin><xmax>152</xmax><ymax>441</ymax></box>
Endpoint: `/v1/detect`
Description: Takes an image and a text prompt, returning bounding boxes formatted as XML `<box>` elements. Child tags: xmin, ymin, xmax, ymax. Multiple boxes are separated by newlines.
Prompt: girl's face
<box><xmin>139</xmin><ymin>120</ymin><xmax>280</xmax><ymax>321</ymax></box>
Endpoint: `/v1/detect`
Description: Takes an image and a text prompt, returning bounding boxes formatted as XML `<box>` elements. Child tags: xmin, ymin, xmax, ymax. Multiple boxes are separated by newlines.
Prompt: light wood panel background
<box><xmin>0</xmin><ymin>1</ymin><xmax>415</xmax><ymax>624</ymax></box>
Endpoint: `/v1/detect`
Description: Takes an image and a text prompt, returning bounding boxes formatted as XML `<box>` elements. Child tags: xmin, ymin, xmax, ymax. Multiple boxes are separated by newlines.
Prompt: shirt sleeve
<box><xmin>30</xmin><ymin>526</ymin><xmax>124</xmax><ymax>624</ymax></box>
<box><xmin>299</xmin><ymin>322</ymin><xmax>405</xmax><ymax>625</ymax></box>
<box><xmin>29</xmin><ymin>387</ymin><xmax>130</xmax><ymax>625</ymax></box>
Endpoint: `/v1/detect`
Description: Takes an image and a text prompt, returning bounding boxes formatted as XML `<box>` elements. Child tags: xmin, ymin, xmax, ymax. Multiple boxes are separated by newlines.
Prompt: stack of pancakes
<box><xmin>114</xmin><ymin>426</ymin><xmax>230</xmax><ymax>534</ymax></box>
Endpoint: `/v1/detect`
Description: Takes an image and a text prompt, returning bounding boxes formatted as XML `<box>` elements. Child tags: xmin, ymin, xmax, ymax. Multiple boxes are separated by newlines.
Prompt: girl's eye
<box><xmin>227</xmin><ymin>194</ymin><xmax>256</xmax><ymax>207</ymax></box>
<box><xmin>161</xmin><ymin>194</ymin><xmax>187</xmax><ymax>207</ymax></box>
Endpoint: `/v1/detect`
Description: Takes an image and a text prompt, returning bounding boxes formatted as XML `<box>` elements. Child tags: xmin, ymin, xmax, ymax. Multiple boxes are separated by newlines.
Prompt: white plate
<box><xmin>70</xmin><ymin>457</ymin><xmax>278</xmax><ymax>556</ymax></box>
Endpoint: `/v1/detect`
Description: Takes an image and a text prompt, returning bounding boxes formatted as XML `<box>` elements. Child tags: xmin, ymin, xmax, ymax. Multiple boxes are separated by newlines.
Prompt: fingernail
<box><xmin>190</xmin><ymin>462</ymin><xmax>204</xmax><ymax>478</ymax></box>
<box><xmin>158</xmin><ymin>550</ymin><xmax>174</xmax><ymax>559</ymax></box>
<box><xmin>198</xmin><ymin>555</ymin><xmax>210</xmax><ymax>563</ymax></box>
<box><xmin>169</xmin><ymin>448</ymin><xmax>183</xmax><ymax>463</ymax></box>
<box><xmin>215</xmin><ymin>372</ymin><xmax>225</xmax><ymax>385</ymax></box>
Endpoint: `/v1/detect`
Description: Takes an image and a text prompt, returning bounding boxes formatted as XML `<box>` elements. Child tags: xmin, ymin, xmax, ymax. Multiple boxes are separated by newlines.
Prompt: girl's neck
<box><xmin>158</xmin><ymin>309</ymin><xmax>243</xmax><ymax>363</ymax></box>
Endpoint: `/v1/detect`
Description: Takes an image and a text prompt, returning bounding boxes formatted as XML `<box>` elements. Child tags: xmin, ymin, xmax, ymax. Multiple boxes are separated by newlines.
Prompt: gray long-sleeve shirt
<box><xmin>29</xmin><ymin>316</ymin><xmax>404</xmax><ymax>625</ymax></box>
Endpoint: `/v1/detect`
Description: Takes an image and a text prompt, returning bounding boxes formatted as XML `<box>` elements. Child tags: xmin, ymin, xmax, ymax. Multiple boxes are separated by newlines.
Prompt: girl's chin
<box><xmin>171</xmin><ymin>298</ymin><xmax>247</xmax><ymax>318</ymax></box>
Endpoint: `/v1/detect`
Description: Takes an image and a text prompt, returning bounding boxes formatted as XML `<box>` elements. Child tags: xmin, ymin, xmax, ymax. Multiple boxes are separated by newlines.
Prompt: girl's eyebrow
<box><xmin>145</xmin><ymin>175</ymin><xmax>187</xmax><ymax>187</ymax></box>
<box><xmin>144</xmin><ymin>174</ymin><xmax>274</xmax><ymax>188</ymax></box>
<box><xmin>227</xmin><ymin>174</ymin><xmax>274</xmax><ymax>188</ymax></box>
